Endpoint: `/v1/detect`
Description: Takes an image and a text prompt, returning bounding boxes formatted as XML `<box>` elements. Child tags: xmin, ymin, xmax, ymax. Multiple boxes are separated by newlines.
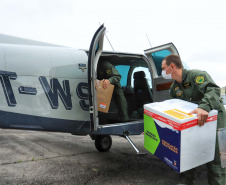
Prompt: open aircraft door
<box><xmin>88</xmin><ymin>25</ymin><xmax>106</xmax><ymax>131</ymax></box>
<box><xmin>144</xmin><ymin>43</ymin><xmax>179</xmax><ymax>102</ymax></box>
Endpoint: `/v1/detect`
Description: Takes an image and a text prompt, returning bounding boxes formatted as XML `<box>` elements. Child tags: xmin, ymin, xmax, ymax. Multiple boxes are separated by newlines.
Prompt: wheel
<box><xmin>95</xmin><ymin>135</ymin><xmax>112</xmax><ymax>152</ymax></box>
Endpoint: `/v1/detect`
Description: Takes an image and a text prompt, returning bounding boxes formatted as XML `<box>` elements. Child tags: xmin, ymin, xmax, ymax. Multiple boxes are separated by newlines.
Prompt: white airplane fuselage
<box><xmin>0</xmin><ymin>43</ymin><xmax>90</xmax><ymax>133</ymax></box>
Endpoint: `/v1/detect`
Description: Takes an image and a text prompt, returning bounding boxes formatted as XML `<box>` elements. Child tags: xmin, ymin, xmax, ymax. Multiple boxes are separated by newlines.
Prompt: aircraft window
<box><xmin>95</xmin><ymin>42</ymin><xmax>99</xmax><ymax>55</ymax></box>
<box><xmin>131</xmin><ymin>67</ymin><xmax>152</xmax><ymax>88</ymax></box>
<box><xmin>115</xmin><ymin>65</ymin><xmax>130</xmax><ymax>87</ymax></box>
<box><xmin>151</xmin><ymin>49</ymin><xmax>171</xmax><ymax>76</ymax></box>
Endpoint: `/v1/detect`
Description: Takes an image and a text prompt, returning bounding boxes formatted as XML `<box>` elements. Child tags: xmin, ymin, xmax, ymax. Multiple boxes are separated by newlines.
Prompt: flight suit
<box><xmin>97</xmin><ymin>61</ymin><xmax>129</xmax><ymax>122</ymax></box>
<box><xmin>169</xmin><ymin>69</ymin><xmax>226</xmax><ymax>185</ymax></box>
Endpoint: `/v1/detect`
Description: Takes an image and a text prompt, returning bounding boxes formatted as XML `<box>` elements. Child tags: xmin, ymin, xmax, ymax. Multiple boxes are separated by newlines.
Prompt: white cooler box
<box><xmin>144</xmin><ymin>99</ymin><xmax>218</xmax><ymax>173</ymax></box>
<box><xmin>218</xmin><ymin>127</ymin><xmax>226</xmax><ymax>168</ymax></box>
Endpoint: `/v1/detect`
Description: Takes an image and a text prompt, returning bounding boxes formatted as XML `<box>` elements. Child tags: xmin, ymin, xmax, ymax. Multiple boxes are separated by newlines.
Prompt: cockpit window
<box><xmin>151</xmin><ymin>49</ymin><xmax>171</xmax><ymax>76</ymax></box>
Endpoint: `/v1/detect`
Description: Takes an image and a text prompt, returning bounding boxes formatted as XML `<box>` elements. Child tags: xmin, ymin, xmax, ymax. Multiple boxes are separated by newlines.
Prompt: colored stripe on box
<box><xmin>144</xmin><ymin>109</ymin><xmax>217</xmax><ymax>131</ymax></box>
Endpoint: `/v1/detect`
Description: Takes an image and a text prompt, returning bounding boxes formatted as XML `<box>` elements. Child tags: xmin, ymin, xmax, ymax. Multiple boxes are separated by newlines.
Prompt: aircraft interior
<box><xmin>97</xmin><ymin>54</ymin><xmax>153</xmax><ymax>124</ymax></box>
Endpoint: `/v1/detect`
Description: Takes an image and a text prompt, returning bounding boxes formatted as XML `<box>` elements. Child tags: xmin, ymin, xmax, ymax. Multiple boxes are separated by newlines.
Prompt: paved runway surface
<box><xmin>0</xmin><ymin>129</ymin><xmax>208</xmax><ymax>185</ymax></box>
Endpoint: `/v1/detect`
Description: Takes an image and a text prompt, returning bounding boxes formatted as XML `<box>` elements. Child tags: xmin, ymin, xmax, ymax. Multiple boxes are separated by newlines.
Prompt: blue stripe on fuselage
<box><xmin>0</xmin><ymin>110</ymin><xmax>144</xmax><ymax>136</ymax></box>
<box><xmin>0</xmin><ymin>110</ymin><xmax>90</xmax><ymax>134</ymax></box>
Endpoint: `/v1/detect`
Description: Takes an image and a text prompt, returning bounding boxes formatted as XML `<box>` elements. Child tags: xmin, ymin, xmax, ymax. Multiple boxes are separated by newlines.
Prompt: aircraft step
<box><xmin>123</xmin><ymin>132</ymin><xmax>147</xmax><ymax>155</ymax></box>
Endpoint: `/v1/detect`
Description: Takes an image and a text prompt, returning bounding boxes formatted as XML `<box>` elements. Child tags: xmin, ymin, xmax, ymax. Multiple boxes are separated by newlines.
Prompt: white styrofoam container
<box><xmin>144</xmin><ymin>99</ymin><xmax>218</xmax><ymax>173</ymax></box>
<box><xmin>218</xmin><ymin>127</ymin><xmax>226</xmax><ymax>168</ymax></box>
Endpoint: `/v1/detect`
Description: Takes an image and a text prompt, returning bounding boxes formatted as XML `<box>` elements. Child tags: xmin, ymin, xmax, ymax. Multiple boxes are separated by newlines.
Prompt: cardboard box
<box><xmin>95</xmin><ymin>80</ymin><xmax>114</xmax><ymax>113</ymax></box>
<box><xmin>144</xmin><ymin>99</ymin><xmax>218</xmax><ymax>173</ymax></box>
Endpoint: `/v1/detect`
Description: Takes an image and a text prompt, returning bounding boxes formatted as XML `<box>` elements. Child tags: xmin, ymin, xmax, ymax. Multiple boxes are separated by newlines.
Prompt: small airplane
<box><xmin>0</xmin><ymin>25</ymin><xmax>182</xmax><ymax>153</ymax></box>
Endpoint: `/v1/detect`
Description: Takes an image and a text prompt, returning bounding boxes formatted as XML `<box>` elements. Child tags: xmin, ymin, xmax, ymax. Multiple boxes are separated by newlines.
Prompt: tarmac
<box><xmin>0</xmin><ymin>129</ymin><xmax>208</xmax><ymax>185</ymax></box>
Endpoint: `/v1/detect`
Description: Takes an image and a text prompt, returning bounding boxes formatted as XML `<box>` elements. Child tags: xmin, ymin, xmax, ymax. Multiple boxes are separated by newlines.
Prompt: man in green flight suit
<box><xmin>161</xmin><ymin>54</ymin><xmax>226</xmax><ymax>185</ymax></box>
<box><xmin>97</xmin><ymin>60</ymin><xmax>129</xmax><ymax>122</ymax></box>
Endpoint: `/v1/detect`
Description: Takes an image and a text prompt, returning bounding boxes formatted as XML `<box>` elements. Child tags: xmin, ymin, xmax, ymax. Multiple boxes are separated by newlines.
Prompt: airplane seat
<box><xmin>133</xmin><ymin>71</ymin><xmax>153</xmax><ymax>108</ymax></box>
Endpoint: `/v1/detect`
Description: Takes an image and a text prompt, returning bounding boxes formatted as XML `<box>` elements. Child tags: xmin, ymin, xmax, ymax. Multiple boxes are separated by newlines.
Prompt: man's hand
<box><xmin>101</xmin><ymin>79</ymin><xmax>110</xmax><ymax>89</ymax></box>
<box><xmin>188</xmin><ymin>108</ymin><xmax>209</xmax><ymax>126</ymax></box>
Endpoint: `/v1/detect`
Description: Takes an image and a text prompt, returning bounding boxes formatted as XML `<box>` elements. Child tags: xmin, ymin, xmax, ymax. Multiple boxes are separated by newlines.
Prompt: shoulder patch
<box><xmin>196</xmin><ymin>76</ymin><xmax>204</xmax><ymax>84</ymax></box>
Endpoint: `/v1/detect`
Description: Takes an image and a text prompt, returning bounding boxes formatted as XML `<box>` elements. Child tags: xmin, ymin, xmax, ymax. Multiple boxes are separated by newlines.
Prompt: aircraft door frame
<box><xmin>144</xmin><ymin>43</ymin><xmax>179</xmax><ymax>78</ymax></box>
<box><xmin>88</xmin><ymin>25</ymin><xmax>106</xmax><ymax>131</ymax></box>
<box><xmin>144</xmin><ymin>43</ymin><xmax>179</xmax><ymax>102</ymax></box>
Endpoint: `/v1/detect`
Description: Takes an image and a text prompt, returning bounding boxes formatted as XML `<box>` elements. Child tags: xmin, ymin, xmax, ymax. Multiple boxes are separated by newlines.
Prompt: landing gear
<box><xmin>95</xmin><ymin>135</ymin><xmax>112</xmax><ymax>152</ymax></box>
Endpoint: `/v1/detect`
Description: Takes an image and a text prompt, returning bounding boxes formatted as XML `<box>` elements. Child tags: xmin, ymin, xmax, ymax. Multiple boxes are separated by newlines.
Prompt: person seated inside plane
<box><xmin>97</xmin><ymin>60</ymin><xmax>129</xmax><ymax>123</ymax></box>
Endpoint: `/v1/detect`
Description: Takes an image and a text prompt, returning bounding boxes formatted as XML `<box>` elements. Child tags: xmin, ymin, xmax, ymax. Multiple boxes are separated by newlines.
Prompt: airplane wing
<box><xmin>0</xmin><ymin>33</ymin><xmax>66</xmax><ymax>47</ymax></box>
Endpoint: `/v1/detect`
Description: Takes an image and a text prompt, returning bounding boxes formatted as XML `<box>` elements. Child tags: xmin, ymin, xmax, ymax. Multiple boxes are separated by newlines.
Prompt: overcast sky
<box><xmin>0</xmin><ymin>0</ymin><xmax>226</xmax><ymax>86</ymax></box>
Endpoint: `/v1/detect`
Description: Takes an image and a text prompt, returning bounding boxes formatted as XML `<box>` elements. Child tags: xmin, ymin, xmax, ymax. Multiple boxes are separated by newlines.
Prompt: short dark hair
<box><xmin>163</xmin><ymin>54</ymin><xmax>183</xmax><ymax>69</ymax></box>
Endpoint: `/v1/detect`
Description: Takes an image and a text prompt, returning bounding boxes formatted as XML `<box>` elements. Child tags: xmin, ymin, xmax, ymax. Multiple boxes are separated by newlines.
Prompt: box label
<box><xmin>164</xmin><ymin>109</ymin><xmax>194</xmax><ymax>120</ymax></box>
<box><xmin>144</xmin><ymin>114</ymin><xmax>160</xmax><ymax>154</ymax></box>
<box><xmin>100</xmin><ymin>103</ymin><xmax>106</xmax><ymax>108</ymax></box>
<box><xmin>144</xmin><ymin>114</ymin><xmax>181</xmax><ymax>172</ymax></box>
